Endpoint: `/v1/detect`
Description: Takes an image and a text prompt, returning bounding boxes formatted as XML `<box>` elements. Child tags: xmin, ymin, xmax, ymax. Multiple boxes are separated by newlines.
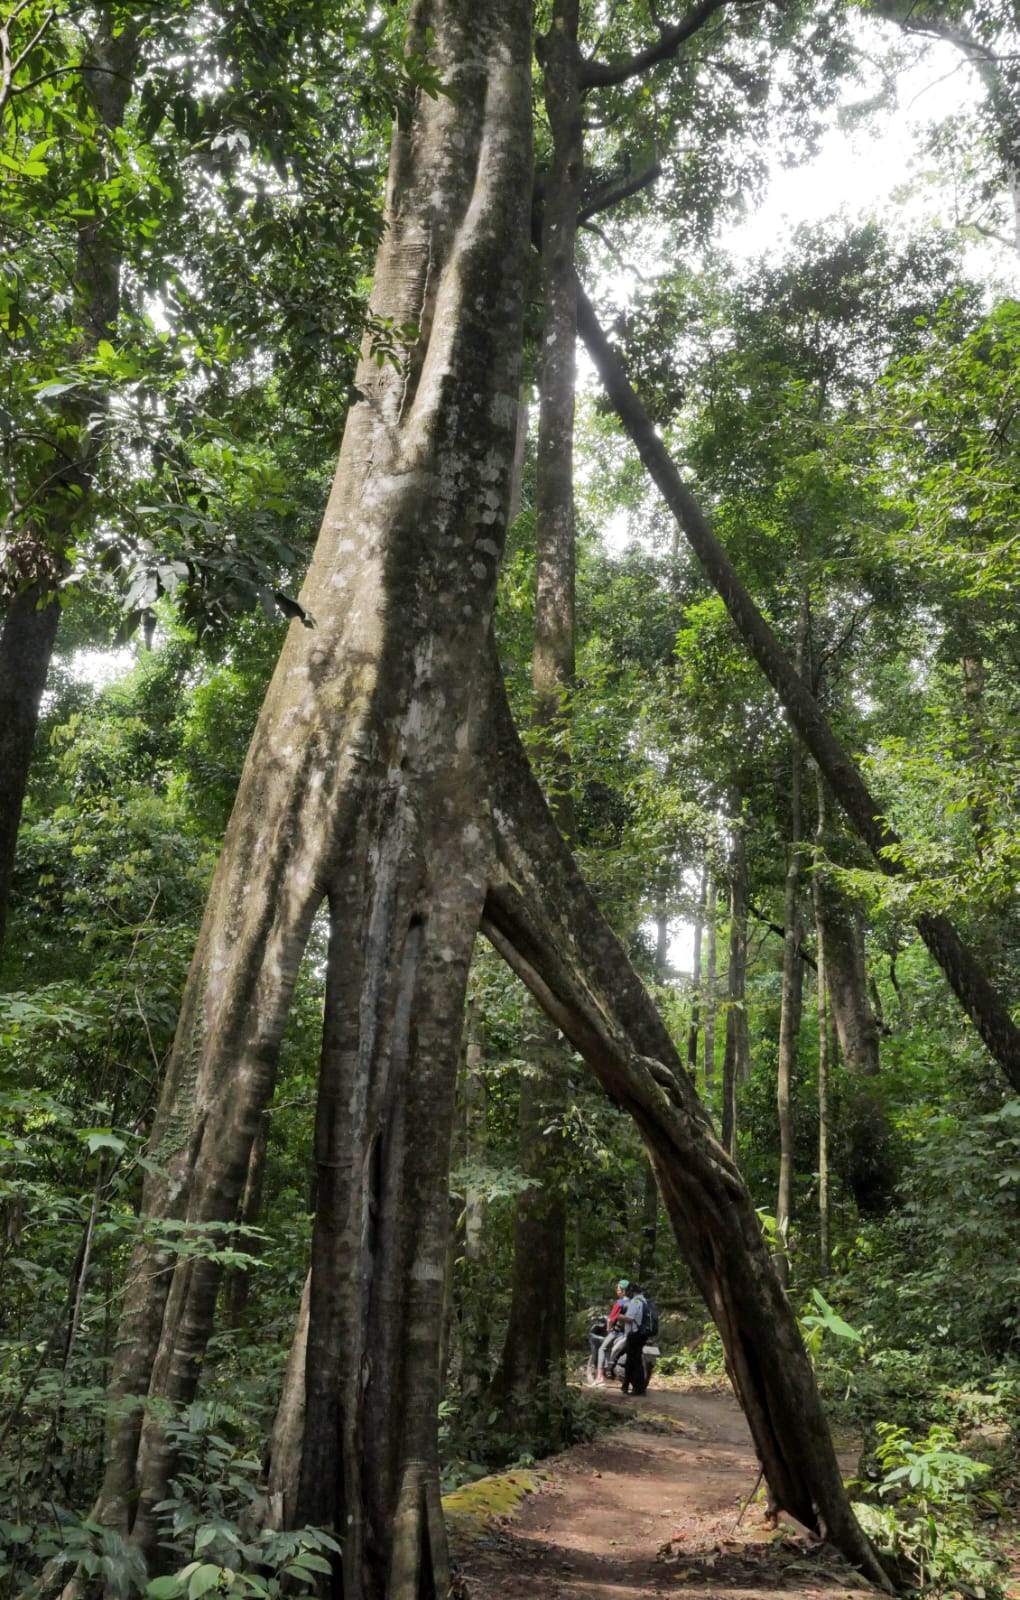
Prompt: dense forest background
<box><xmin>1</xmin><ymin>0</ymin><xmax>1018</xmax><ymax>1596</ymax></box>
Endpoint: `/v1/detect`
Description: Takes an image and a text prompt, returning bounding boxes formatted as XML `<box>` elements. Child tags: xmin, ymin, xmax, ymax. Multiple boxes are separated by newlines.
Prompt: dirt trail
<box><xmin>451</xmin><ymin>1381</ymin><xmax>876</xmax><ymax>1600</ymax></box>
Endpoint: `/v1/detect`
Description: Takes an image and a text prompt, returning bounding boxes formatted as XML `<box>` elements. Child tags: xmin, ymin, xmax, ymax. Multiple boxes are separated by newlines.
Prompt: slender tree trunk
<box><xmin>458</xmin><ymin>1007</ymin><xmax>490</xmax><ymax>1399</ymax></box>
<box><xmin>576</xmin><ymin>285</ymin><xmax>1020</xmax><ymax>1095</ymax></box>
<box><xmin>0</xmin><ymin>17</ymin><xmax>138</xmax><ymax>959</ymax></box>
<box><xmin>721</xmin><ymin>797</ymin><xmax>749</xmax><ymax>1156</ymax></box>
<box><xmin>639</xmin><ymin>1163</ymin><xmax>659</xmax><ymax>1284</ymax></box>
<box><xmin>814</xmin><ymin>868</ymin><xmax>879</xmax><ymax>1077</ymax></box>
<box><xmin>775</xmin><ymin>737</ymin><xmax>804</xmax><ymax>1291</ymax></box>
<box><xmin>489</xmin><ymin>1028</ymin><xmax>568</xmax><ymax>1445</ymax></box>
<box><xmin>687</xmin><ymin>866</ymin><xmax>707</xmax><ymax>1074</ymax></box>
<box><xmin>814</xmin><ymin>769</ymin><xmax>831</xmax><ymax>1277</ymax></box>
<box><xmin>703</xmin><ymin>872</ymin><xmax>717</xmax><ymax>1083</ymax></box>
<box><xmin>0</xmin><ymin>584</ymin><xmax>62</xmax><ymax>951</ymax></box>
<box><xmin>489</xmin><ymin>0</ymin><xmax>585</xmax><ymax>1443</ymax></box>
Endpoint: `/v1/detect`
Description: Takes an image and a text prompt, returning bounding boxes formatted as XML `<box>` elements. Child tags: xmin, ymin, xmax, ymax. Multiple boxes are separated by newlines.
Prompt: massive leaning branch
<box><xmin>480</xmin><ymin>659</ymin><xmax>893</xmax><ymax>1591</ymax></box>
<box><xmin>575</xmin><ymin>282</ymin><xmax>1020</xmax><ymax>1094</ymax></box>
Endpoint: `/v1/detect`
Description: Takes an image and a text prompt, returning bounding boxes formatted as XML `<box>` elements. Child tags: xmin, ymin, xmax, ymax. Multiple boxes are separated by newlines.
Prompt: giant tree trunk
<box><xmin>82</xmin><ymin>7</ymin><xmax>534</xmax><ymax>1595</ymax></box>
<box><xmin>576</xmin><ymin>284</ymin><xmax>1020</xmax><ymax>1094</ymax></box>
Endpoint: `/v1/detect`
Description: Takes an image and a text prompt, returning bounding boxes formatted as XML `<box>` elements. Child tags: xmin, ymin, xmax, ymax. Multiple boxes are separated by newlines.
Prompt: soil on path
<box><xmin>450</xmin><ymin>1380</ymin><xmax>878</xmax><ymax>1600</ymax></box>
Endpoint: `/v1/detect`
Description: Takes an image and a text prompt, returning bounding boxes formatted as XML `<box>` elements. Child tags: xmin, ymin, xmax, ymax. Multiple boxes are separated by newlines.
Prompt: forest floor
<box><xmin>449</xmin><ymin>1379</ymin><xmax>882</xmax><ymax>1600</ymax></box>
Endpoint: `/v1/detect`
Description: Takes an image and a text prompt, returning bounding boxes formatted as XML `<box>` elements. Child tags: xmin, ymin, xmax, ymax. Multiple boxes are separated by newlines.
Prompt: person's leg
<box><xmin>595</xmin><ymin>1331</ymin><xmax>614</xmax><ymax>1382</ymax></box>
<box><xmin>632</xmin><ymin>1334</ymin><xmax>648</xmax><ymax>1394</ymax></box>
<box><xmin>622</xmin><ymin>1331</ymin><xmax>643</xmax><ymax>1392</ymax></box>
<box><xmin>588</xmin><ymin>1330</ymin><xmax>603</xmax><ymax>1381</ymax></box>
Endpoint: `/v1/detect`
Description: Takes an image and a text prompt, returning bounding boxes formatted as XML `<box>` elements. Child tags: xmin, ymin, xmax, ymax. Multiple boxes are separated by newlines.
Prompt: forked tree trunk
<box><xmin>74</xmin><ymin>5</ymin><xmax>892</xmax><ymax>1591</ymax></box>
<box><xmin>79</xmin><ymin>6</ymin><xmax>534</xmax><ymax>1595</ymax></box>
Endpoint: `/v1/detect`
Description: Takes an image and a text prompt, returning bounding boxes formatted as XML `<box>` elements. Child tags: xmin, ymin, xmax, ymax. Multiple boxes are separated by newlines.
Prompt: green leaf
<box><xmin>147</xmin><ymin>1579</ymin><xmax>185</xmax><ymax>1598</ymax></box>
<box><xmin>82</xmin><ymin>1131</ymin><xmax>127</xmax><ymax>1156</ymax></box>
<box><xmin>188</xmin><ymin>1564</ymin><xmax>223</xmax><ymax>1599</ymax></box>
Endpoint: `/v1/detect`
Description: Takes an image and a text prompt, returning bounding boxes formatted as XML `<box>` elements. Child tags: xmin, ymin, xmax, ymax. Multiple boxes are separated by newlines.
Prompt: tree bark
<box><xmin>576</xmin><ymin>285</ymin><xmax>1020</xmax><ymax>1095</ymax></box>
<box><xmin>703</xmin><ymin>871</ymin><xmax>717</xmax><ymax>1082</ymax></box>
<box><xmin>222</xmin><ymin>1111</ymin><xmax>269</xmax><ymax>1326</ymax></box>
<box><xmin>813</xmin><ymin>767</ymin><xmax>831</xmax><ymax>1277</ymax></box>
<box><xmin>775</xmin><ymin>736</ymin><xmax>804</xmax><ymax>1291</ymax></box>
<box><xmin>687</xmin><ymin>865</ymin><xmax>707</xmax><ymax>1073</ymax></box>
<box><xmin>814</xmin><ymin>870</ymin><xmax>879</xmax><ymax>1077</ymax></box>
<box><xmin>721</xmin><ymin>796</ymin><xmax>749</xmax><ymax>1156</ymax></box>
<box><xmin>80</xmin><ymin>6</ymin><xmax>534</xmax><ymax>1594</ymax></box>
<box><xmin>488</xmin><ymin>0</ymin><xmax>584</xmax><ymax>1443</ymax></box>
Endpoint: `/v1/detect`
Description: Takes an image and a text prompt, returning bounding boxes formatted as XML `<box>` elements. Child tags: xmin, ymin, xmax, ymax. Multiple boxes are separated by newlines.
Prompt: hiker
<box><xmin>589</xmin><ymin>1278</ymin><xmax>630</xmax><ymax>1385</ymax></box>
<box><xmin>619</xmin><ymin>1282</ymin><xmax>649</xmax><ymax>1395</ymax></box>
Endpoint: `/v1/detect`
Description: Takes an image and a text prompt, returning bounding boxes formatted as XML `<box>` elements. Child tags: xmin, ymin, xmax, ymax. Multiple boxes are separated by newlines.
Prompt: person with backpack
<box><xmin>619</xmin><ymin>1282</ymin><xmax>649</xmax><ymax>1395</ymax></box>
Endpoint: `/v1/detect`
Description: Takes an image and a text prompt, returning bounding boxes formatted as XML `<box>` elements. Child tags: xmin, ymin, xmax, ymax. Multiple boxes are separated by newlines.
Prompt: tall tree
<box><xmin>67</xmin><ymin>5</ymin><xmax>900</xmax><ymax>1594</ymax></box>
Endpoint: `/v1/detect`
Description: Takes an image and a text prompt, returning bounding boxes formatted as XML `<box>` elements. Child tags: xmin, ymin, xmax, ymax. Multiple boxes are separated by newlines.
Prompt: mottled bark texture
<box><xmin>81</xmin><ymin>5</ymin><xmax>533</xmax><ymax>1596</ymax></box>
<box><xmin>576</xmin><ymin>285</ymin><xmax>1020</xmax><ymax>1095</ymax></box>
<box><xmin>0</xmin><ymin>15</ymin><xmax>138</xmax><ymax>957</ymax></box>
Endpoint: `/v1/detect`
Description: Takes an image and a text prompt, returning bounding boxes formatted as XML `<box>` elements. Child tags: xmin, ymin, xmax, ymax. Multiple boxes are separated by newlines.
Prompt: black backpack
<box><xmin>641</xmin><ymin>1297</ymin><xmax>659</xmax><ymax>1338</ymax></box>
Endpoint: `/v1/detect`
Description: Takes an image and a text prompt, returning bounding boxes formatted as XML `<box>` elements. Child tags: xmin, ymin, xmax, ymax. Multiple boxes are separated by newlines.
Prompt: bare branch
<box><xmin>578</xmin><ymin>159</ymin><xmax>662</xmax><ymax>221</ymax></box>
<box><xmin>580</xmin><ymin>0</ymin><xmax>730</xmax><ymax>90</ymax></box>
